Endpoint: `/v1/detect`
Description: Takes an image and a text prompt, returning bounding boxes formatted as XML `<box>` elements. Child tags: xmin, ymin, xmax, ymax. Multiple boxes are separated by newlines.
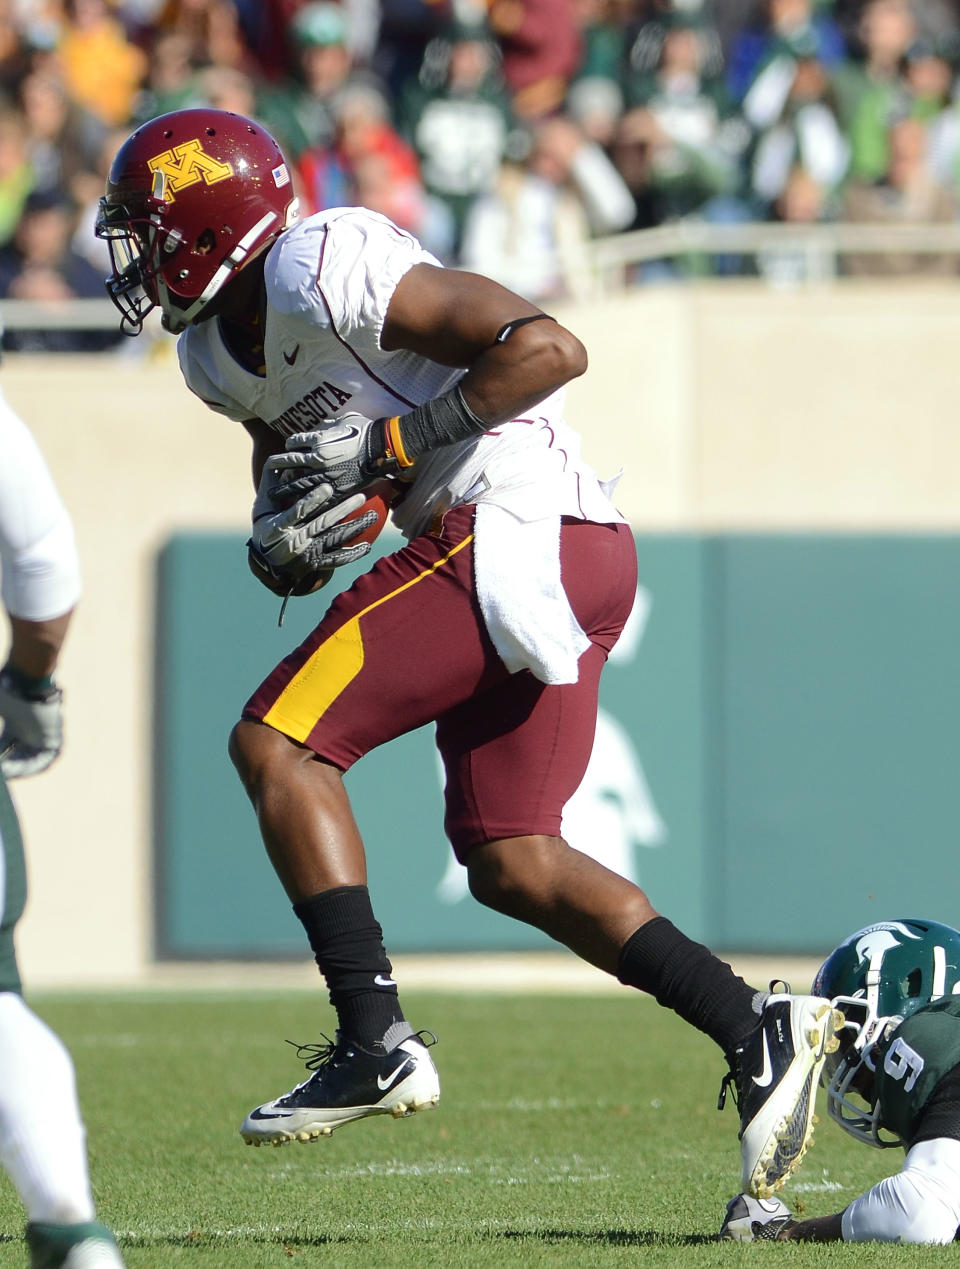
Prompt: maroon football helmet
<box><xmin>96</xmin><ymin>108</ymin><xmax>299</xmax><ymax>334</ymax></box>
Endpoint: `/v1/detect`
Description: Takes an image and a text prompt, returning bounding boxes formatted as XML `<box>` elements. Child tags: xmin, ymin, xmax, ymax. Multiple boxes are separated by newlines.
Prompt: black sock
<box><xmin>293</xmin><ymin>885</ymin><xmax>411</xmax><ymax>1051</ymax></box>
<box><xmin>616</xmin><ymin>916</ymin><xmax>764</xmax><ymax>1053</ymax></box>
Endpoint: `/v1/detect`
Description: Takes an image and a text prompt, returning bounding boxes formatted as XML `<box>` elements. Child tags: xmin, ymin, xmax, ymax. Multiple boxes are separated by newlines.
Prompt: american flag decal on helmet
<box><xmin>273</xmin><ymin>164</ymin><xmax>290</xmax><ymax>187</ymax></box>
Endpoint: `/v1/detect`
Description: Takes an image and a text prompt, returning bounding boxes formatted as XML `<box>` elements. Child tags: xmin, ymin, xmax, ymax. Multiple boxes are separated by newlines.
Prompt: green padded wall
<box><xmin>715</xmin><ymin>536</ymin><xmax>960</xmax><ymax>949</ymax></box>
<box><xmin>155</xmin><ymin>530</ymin><xmax>709</xmax><ymax>957</ymax></box>
<box><xmin>155</xmin><ymin>531</ymin><xmax>960</xmax><ymax>959</ymax></box>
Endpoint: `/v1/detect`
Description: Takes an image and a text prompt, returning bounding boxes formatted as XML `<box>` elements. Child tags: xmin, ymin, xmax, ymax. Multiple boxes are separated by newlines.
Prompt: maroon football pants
<box><xmin>243</xmin><ymin>505</ymin><xmax>638</xmax><ymax>859</ymax></box>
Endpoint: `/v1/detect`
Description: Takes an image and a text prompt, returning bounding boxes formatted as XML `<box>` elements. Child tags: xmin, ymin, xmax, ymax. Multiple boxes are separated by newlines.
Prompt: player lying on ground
<box><xmin>721</xmin><ymin>917</ymin><xmax>960</xmax><ymax>1243</ymax></box>
<box><xmin>98</xmin><ymin>106</ymin><xmax>840</xmax><ymax>1197</ymax></box>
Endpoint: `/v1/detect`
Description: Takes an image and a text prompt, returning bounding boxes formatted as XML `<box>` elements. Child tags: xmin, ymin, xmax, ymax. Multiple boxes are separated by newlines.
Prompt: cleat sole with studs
<box><xmin>750</xmin><ymin>1005</ymin><xmax>846</xmax><ymax>1197</ymax></box>
<box><xmin>240</xmin><ymin>1093</ymin><xmax>440</xmax><ymax>1147</ymax></box>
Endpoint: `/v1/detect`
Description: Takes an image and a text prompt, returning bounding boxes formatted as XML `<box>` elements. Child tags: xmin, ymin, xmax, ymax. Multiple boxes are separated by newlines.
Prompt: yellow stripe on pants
<box><xmin>264</xmin><ymin>617</ymin><xmax>365</xmax><ymax>743</ymax></box>
<box><xmin>263</xmin><ymin>533</ymin><xmax>473</xmax><ymax>744</ymax></box>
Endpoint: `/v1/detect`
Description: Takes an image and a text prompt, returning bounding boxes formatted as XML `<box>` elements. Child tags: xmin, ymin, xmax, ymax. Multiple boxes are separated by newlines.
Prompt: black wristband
<box><xmin>393</xmin><ymin>385</ymin><xmax>488</xmax><ymax>461</ymax></box>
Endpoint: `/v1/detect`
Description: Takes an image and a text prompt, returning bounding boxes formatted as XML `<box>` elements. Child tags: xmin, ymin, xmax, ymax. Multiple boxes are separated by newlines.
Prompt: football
<box><xmin>297</xmin><ymin>478</ymin><xmax>398</xmax><ymax>595</ymax></box>
<box><xmin>347</xmin><ymin>476</ymin><xmax>398</xmax><ymax>546</ymax></box>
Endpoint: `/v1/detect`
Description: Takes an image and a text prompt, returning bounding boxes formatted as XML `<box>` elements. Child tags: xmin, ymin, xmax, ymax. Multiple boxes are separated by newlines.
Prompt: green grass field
<box><xmin>0</xmin><ymin>988</ymin><xmax>953</xmax><ymax>1267</ymax></box>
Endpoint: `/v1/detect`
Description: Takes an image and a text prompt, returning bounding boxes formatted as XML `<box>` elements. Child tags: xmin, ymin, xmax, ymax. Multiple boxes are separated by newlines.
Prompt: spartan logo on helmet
<box><xmin>147</xmin><ymin>140</ymin><xmax>235</xmax><ymax>202</ymax></box>
<box><xmin>813</xmin><ymin>917</ymin><xmax>960</xmax><ymax>1147</ymax></box>
<box><xmin>853</xmin><ymin>922</ymin><xmax>922</xmax><ymax>988</ymax></box>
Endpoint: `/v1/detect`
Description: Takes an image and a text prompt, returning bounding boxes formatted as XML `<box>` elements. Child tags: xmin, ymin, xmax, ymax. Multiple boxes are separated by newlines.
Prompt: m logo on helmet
<box><xmin>147</xmin><ymin>139</ymin><xmax>234</xmax><ymax>202</ymax></box>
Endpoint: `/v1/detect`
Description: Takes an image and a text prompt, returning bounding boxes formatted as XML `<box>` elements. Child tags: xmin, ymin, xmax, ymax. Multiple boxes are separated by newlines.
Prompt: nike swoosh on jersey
<box><xmin>752</xmin><ymin>1030</ymin><xmax>774</xmax><ymax>1088</ymax></box>
<box><xmin>376</xmin><ymin>1060</ymin><xmax>412</xmax><ymax>1092</ymax></box>
<box><xmin>248</xmin><ymin>1106</ymin><xmax>296</xmax><ymax>1120</ymax></box>
<box><xmin>283</xmin><ymin>345</ymin><xmax>300</xmax><ymax>365</ymax></box>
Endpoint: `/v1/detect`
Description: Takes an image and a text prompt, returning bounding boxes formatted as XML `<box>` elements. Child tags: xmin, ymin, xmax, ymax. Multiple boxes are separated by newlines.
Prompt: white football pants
<box><xmin>0</xmin><ymin>991</ymin><xmax>95</xmax><ymax>1223</ymax></box>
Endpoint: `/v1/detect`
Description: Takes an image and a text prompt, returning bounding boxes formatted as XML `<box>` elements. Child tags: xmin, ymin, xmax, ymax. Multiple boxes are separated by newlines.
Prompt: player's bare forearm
<box><xmin>458</xmin><ymin>321</ymin><xmax>587</xmax><ymax>426</ymax></box>
<box><xmin>779</xmin><ymin>1212</ymin><xmax>844</xmax><ymax>1241</ymax></box>
<box><xmin>6</xmin><ymin>611</ymin><xmax>73</xmax><ymax>679</ymax></box>
<box><xmin>382</xmin><ymin>264</ymin><xmax>587</xmax><ymax>424</ymax></box>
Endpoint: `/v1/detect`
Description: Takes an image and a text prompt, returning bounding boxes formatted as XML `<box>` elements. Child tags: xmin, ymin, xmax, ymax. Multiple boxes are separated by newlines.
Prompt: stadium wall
<box><xmin>2</xmin><ymin>280</ymin><xmax>959</xmax><ymax>986</ymax></box>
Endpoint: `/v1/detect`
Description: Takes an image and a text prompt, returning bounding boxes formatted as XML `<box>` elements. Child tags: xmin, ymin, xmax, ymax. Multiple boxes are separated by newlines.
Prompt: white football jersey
<box><xmin>178</xmin><ymin>207</ymin><xmax>623</xmax><ymax>540</ymax></box>
<box><xmin>0</xmin><ymin>387</ymin><xmax>80</xmax><ymax>622</ymax></box>
<box><xmin>178</xmin><ymin>207</ymin><xmax>626</xmax><ymax>682</ymax></box>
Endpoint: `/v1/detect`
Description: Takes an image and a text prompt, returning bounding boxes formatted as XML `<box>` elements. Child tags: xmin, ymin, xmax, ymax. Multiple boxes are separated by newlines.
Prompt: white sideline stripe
<box><xmin>76</xmin><ymin>952</ymin><xmax>822</xmax><ymax>997</ymax></box>
<box><xmin>245</xmin><ymin>1154</ymin><xmax>608</xmax><ymax>1182</ymax></box>
<box><xmin>114</xmin><ymin>1207</ymin><xmax>611</xmax><ymax>1242</ymax></box>
<box><xmin>114</xmin><ymin>1161</ymin><xmax>614</xmax><ymax>1239</ymax></box>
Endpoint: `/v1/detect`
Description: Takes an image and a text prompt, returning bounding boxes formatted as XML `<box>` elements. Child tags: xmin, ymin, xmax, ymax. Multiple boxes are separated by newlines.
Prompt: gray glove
<box><xmin>247</xmin><ymin>482</ymin><xmax>377</xmax><ymax>598</ymax></box>
<box><xmin>252</xmin><ymin>452</ymin><xmax>325</xmax><ymax>518</ymax></box>
<box><xmin>263</xmin><ymin>414</ymin><xmax>389</xmax><ymax>503</ymax></box>
<box><xmin>720</xmin><ymin>1193</ymin><xmax>795</xmax><ymax>1241</ymax></box>
<box><xmin>0</xmin><ymin>666</ymin><xmax>64</xmax><ymax>779</ymax></box>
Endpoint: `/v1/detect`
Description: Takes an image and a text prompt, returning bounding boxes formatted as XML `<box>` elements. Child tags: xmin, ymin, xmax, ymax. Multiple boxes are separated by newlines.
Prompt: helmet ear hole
<box><xmin>904</xmin><ymin>968</ymin><xmax>923</xmax><ymax>998</ymax></box>
<box><xmin>196</xmin><ymin>227</ymin><xmax>216</xmax><ymax>255</ymax></box>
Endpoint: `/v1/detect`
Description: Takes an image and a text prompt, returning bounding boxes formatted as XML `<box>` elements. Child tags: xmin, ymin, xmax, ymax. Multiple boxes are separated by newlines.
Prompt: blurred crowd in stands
<box><xmin>3</xmin><ymin>0</ymin><xmax>960</xmax><ymax>350</ymax></box>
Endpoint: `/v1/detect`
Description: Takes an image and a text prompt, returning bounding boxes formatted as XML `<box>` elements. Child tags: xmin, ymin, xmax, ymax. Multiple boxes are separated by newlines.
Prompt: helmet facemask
<box><xmin>814</xmin><ymin>917</ymin><xmax>960</xmax><ymax>1149</ymax></box>
<box><xmin>96</xmin><ymin>186</ymin><xmax>175</xmax><ymax>334</ymax></box>
<box><xmin>820</xmin><ymin>996</ymin><xmax>902</xmax><ymax>1148</ymax></box>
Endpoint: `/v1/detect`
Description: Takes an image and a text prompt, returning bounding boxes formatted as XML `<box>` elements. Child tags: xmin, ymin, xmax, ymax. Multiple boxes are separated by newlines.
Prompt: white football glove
<box><xmin>0</xmin><ymin>667</ymin><xmax>64</xmax><ymax>779</ymax></box>
<box><xmin>720</xmin><ymin>1193</ymin><xmax>795</xmax><ymax>1242</ymax></box>
<box><xmin>263</xmin><ymin>414</ymin><xmax>389</xmax><ymax>503</ymax></box>
<box><xmin>248</xmin><ymin>481</ymin><xmax>376</xmax><ymax>598</ymax></box>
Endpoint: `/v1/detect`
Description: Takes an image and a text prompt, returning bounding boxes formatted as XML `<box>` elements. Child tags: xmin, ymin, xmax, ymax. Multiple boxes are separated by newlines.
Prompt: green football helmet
<box><xmin>812</xmin><ymin>918</ymin><xmax>960</xmax><ymax>1147</ymax></box>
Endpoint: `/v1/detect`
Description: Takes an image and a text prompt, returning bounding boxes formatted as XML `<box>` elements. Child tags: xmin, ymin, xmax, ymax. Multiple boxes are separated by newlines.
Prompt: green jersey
<box><xmin>0</xmin><ymin>772</ymin><xmax>26</xmax><ymax>993</ymax></box>
<box><xmin>874</xmin><ymin>998</ymin><xmax>960</xmax><ymax>1145</ymax></box>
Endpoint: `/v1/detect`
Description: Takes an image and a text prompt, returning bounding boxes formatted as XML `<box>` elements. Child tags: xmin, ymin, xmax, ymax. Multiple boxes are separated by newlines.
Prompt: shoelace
<box><xmin>717</xmin><ymin>1060</ymin><xmax>742</xmax><ymax>1112</ymax></box>
<box><xmin>284</xmin><ymin>1028</ymin><xmax>439</xmax><ymax>1074</ymax></box>
<box><xmin>274</xmin><ymin>1036</ymin><xmax>342</xmax><ymax>1104</ymax></box>
<box><xmin>285</xmin><ymin>1034</ymin><xmax>341</xmax><ymax>1072</ymax></box>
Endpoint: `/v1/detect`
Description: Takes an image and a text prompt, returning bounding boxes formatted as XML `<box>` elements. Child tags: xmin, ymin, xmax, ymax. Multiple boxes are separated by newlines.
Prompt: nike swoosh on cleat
<box><xmin>752</xmin><ymin>1030</ymin><xmax>774</xmax><ymax>1088</ymax></box>
<box><xmin>248</xmin><ymin>1106</ymin><xmax>296</xmax><ymax>1120</ymax></box>
<box><xmin>283</xmin><ymin>345</ymin><xmax>300</xmax><ymax>365</ymax></box>
<box><xmin>377</xmin><ymin>1061</ymin><xmax>411</xmax><ymax>1092</ymax></box>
